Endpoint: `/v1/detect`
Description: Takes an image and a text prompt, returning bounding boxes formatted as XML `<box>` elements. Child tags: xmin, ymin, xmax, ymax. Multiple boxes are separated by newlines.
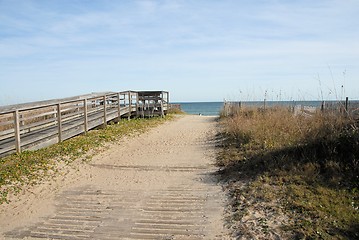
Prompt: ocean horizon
<box><xmin>175</xmin><ymin>100</ymin><xmax>359</xmax><ymax>116</ymax></box>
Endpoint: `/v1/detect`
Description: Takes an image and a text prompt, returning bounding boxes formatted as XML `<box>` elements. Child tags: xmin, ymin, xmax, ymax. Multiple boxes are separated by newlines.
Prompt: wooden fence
<box><xmin>223</xmin><ymin>99</ymin><xmax>359</xmax><ymax>119</ymax></box>
<box><xmin>0</xmin><ymin>90</ymin><xmax>169</xmax><ymax>157</ymax></box>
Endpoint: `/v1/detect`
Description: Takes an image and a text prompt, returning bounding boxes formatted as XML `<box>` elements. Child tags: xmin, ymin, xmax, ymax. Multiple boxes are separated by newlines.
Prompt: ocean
<box><xmin>175</xmin><ymin>100</ymin><xmax>359</xmax><ymax>116</ymax></box>
<box><xmin>177</xmin><ymin>102</ymin><xmax>223</xmax><ymax>116</ymax></box>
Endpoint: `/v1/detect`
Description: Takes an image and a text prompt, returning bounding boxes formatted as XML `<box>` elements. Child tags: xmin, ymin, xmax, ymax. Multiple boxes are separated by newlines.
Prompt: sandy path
<box><xmin>0</xmin><ymin>115</ymin><xmax>232</xmax><ymax>240</ymax></box>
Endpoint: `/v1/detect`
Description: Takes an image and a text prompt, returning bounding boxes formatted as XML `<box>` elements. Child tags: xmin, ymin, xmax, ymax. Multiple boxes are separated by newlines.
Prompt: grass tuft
<box><xmin>166</xmin><ymin>108</ymin><xmax>186</xmax><ymax>115</ymax></box>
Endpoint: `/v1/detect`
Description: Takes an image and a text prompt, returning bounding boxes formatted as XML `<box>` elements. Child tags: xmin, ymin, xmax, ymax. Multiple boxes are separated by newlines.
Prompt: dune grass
<box><xmin>217</xmin><ymin>106</ymin><xmax>359</xmax><ymax>239</ymax></box>
<box><xmin>0</xmin><ymin>116</ymin><xmax>173</xmax><ymax>204</ymax></box>
<box><xmin>166</xmin><ymin>107</ymin><xmax>186</xmax><ymax>115</ymax></box>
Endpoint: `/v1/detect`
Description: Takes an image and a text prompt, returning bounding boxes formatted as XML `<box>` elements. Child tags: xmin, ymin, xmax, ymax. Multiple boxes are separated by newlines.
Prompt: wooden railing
<box><xmin>222</xmin><ymin>100</ymin><xmax>359</xmax><ymax>119</ymax></box>
<box><xmin>0</xmin><ymin>90</ymin><xmax>168</xmax><ymax>157</ymax></box>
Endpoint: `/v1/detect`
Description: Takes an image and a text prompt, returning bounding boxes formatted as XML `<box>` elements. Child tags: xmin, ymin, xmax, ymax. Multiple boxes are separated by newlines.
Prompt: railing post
<box><xmin>14</xmin><ymin>110</ymin><xmax>21</xmax><ymax>153</ymax></box>
<box><xmin>128</xmin><ymin>91</ymin><xmax>131</xmax><ymax>120</ymax></box>
<box><xmin>160</xmin><ymin>93</ymin><xmax>164</xmax><ymax>117</ymax></box>
<box><xmin>57</xmin><ymin>103</ymin><xmax>62</xmax><ymax>143</ymax></box>
<box><xmin>135</xmin><ymin>92</ymin><xmax>139</xmax><ymax>117</ymax></box>
<box><xmin>117</xmin><ymin>93</ymin><xmax>121</xmax><ymax>122</ymax></box>
<box><xmin>167</xmin><ymin>92</ymin><xmax>170</xmax><ymax>110</ymax></box>
<box><xmin>103</xmin><ymin>95</ymin><xmax>107</xmax><ymax>127</ymax></box>
<box><xmin>84</xmin><ymin>99</ymin><xmax>88</xmax><ymax>132</ymax></box>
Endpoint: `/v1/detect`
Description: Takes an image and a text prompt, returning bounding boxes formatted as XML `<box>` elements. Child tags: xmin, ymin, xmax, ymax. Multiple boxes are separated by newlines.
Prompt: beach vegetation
<box><xmin>217</xmin><ymin>106</ymin><xmax>359</xmax><ymax>239</ymax></box>
<box><xmin>166</xmin><ymin>107</ymin><xmax>186</xmax><ymax>115</ymax></box>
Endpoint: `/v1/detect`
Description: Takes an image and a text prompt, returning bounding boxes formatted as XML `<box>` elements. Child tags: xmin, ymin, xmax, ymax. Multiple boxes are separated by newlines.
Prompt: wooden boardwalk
<box><xmin>0</xmin><ymin>91</ymin><xmax>169</xmax><ymax>157</ymax></box>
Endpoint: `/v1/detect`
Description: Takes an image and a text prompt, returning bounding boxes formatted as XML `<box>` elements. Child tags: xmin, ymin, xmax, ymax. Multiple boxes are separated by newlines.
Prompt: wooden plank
<box><xmin>117</xmin><ymin>93</ymin><xmax>121</xmax><ymax>121</ymax></box>
<box><xmin>61</xmin><ymin>112</ymin><xmax>84</xmax><ymax>124</ymax></box>
<box><xmin>57</xmin><ymin>104</ymin><xmax>62</xmax><ymax>143</ymax></box>
<box><xmin>21</xmin><ymin>130</ymin><xmax>58</xmax><ymax>148</ymax></box>
<box><xmin>84</xmin><ymin>99</ymin><xmax>88</xmax><ymax>132</ymax></box>
<box><xmin>61</xmin><ymin>127</ymin><xmax>84</xmax><ymax>142</ymax></box>
<box><xmin>61</xmin><ymin>123</ymin><xmax>84</xmax><ymax>134</ymax></box>
<box><xmin>103</xmin><ymin>95</ymin><xmax>107</xmax><ymax>127</ymax></box>
<box><xmin>25</xmin><ymin>137</ymin><xmax>58</xmax><ymax>152</ymax></box>
<box><xmin>87</xmin><ymin>105</ymin><xmax>103</xmax><ymax>115</ymax></box>
<box><xmin>0</xmin><ymin>129</ymin><xmax>15</xmax><ymax>141</ymax></box>
<box><xmin>14</xmin><ymin>110</ymin><xmax>21</xmax><ymax>153</ymax></box>
<box><xmin>128</xmin><ymin>92</ymin><xmax>131</xmax><ymax>120</ymax></box>
<box><xmin>160</xmin><ymin>99</ymin><xmax>164</xmax><ymax>118</ymax></box>
<box><xmin>0</xmin><ymin>90</ymin><xmax>169</xmax><ymax>158</ymax></box>
<box><xmin>106</xmin><ymin>108</ymin><xmax>118</xmax><ymax>117</ymax></box>
<box><xmin>0</xmin><ymin>92</ymin><xmax>115</xmax><ymax>113</ymax></box>
<box><xmin>0</xmin><ymin>145</ymin><xmax>16</xmax><ymax>157</ymax></box>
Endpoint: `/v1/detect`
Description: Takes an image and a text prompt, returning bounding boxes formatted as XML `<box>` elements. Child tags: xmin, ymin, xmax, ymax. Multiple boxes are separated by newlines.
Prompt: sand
<box><xmin>0</xmin><ymin>115</ymin><xmax>233</xmax><ymax>239</ymax></box>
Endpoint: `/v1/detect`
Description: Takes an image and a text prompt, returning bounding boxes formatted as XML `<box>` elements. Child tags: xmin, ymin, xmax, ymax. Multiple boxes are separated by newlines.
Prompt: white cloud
<box><xmin>0</xmin><ymin>0</ymin><xmax>358</xmax><ymax>104</ymax></box>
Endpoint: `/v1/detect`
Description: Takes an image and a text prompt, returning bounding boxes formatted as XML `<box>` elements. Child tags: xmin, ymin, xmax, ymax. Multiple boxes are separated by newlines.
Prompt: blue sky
<box><xmin>0</xmin><ymin>0</ymin><xmax>358</xmax><ymax>105</ymax></box>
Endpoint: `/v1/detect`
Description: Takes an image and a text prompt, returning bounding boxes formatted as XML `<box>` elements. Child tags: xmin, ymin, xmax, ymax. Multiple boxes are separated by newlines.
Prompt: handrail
<box><xmin>0</xmin><ymin>92</ymin><xmax>119</xmax><ymax>114</ymax></box>
<box><xmin>0</xmin><ymin>90</ymin><xmax>169</xmax><ymax>157</ymax></box>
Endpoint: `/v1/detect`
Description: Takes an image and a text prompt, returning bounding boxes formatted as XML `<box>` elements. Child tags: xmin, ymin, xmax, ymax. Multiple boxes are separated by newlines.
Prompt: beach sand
<box><xmin>0</xmin><ymin>115</ymin><xmax>232</xmax><ymax>239</ymax></box>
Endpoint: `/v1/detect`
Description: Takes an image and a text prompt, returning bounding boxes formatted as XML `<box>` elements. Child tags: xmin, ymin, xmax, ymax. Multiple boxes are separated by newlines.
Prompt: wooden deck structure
<box><xmin>137</xmin><ymin>91</ymin><xmax>169</xmax><ymax>118</ymax></box>
<box><xmin>0</xmin><ymin>90</ymin><xmax>169</xmax><ymax>157</ymax></box>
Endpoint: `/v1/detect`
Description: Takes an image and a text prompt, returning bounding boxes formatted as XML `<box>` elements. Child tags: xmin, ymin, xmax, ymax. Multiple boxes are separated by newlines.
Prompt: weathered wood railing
<box><xmin>0</xmin><ymin>90</ymin><xmax>169</xmax><ymax>157</ymax></box>
<box><xmin>222</xmin><ymin>100</ymin><xmax>359</xmax><ymax>119</ymax></box>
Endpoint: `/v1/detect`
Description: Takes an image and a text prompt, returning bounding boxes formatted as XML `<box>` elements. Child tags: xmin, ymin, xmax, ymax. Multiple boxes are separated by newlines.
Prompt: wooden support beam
<box><xmin>14</xmin><ymin>110</ymin><xmax>21</xmax><ymax>153</ymax></box>
<box><xmin>117</xmin><ymin>93</ymin><xmax>121</xmax><ymax>121</ymax></box>
<box><xmin>103</xmin><ymin>95</ymin><xmax>107</xmax><ymax>127</ymax></box>
<box><xmin>84</xmin><ymin>99</ymin><xmax>88</xmax><ymax>132</ymax></box>
<box><xmin>160</xmin><ymin>93</ymin><xmax>164</xmax><ymax>117</ymax></box>
<box><xmin>57</xmin><ymin>103</ymin><xmax>62</xmax><ymax>143</ymax></box>
<box><xmin>128</xmin><ymin>92</ymin><xmax>131</xmax><ymax>120</ymax></box>
<box><xmin>160</xmin><ymin>101</ymin><xmax>164</xmax><ymax>118</ymax></box>
<box><xmin>135</xmin><ymin>92</ymin><xmax>139</xmax><ymax>117</ymax></box>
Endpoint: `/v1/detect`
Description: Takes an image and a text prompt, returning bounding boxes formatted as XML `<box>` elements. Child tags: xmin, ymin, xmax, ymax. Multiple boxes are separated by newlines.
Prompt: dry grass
<box><xmin>217</xmin><ymin>106</ymin><xmax>359</xmax><ymax>239</ymax></box>
<box><xmin>166</xmin><ymin>107</ymin><xmax>186</xmax><ymax>115</ymax></box>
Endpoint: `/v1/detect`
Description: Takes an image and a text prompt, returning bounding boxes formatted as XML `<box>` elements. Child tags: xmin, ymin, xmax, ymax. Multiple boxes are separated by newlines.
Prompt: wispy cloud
<box><xmin>0</xmin><ymin>0</ymin><xmax>358</xmax><ymax>104</ymax></box>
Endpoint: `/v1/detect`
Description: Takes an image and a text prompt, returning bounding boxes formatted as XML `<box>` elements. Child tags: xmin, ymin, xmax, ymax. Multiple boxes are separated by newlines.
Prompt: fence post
<box><xmin>103</xmin><ymin>95</ymin><xmax>107</xmax><ymax>128</ymax></box>
<box><xmin>160</xmin><ymin>96</ymin><xmax>164</xmax><ymax>118</ymax></box>
<box><xmin>263</xmin><ymin>90</ymin><xmax>267</xmax><ymax>111</ymax></box>
<box><xmin>128</xmin><ymin>92</ymin><xmax>131</xmax><ymax>120</ymax></box>
<box><xmin>345</xmin><ymin>97</ymin><xmax>349</xmax><ymax>112</ymax></box>
<box><xmin>117</xmin><ymin>93</ymin><xmax>121</xmax><ymax>122</ymax></box>
<box><xmin>236</xmin><ymin>102</ymin><xmax>241</xmax><ymax>115</ymax></box>
<box><xmin>57</xmin><ymin>103</ymin><xmax>62</xmax><ymax>143</ymax></box>
<box><xmin>263</xmin><ymin>98</ymin><xmax>266</xmax><ymax>111</ymax></box>
<box><xmin>84</xmin><ymin>99</ymin><xmax>88</xmax><ymax>132</ymax></box>
<box><xmin>167</xmin><ymin>92</ymin><xmax>170</xmax><ymax>109</ymax></box>
<box><xmin>135</xmin><ymin>92</ymin><xmax>139</xmax><ymax>117</ymax></box>
<box><xmin>14</xmin><ymin>110</ymin><xmax>21</xmax><ymax>153</ymax></box>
